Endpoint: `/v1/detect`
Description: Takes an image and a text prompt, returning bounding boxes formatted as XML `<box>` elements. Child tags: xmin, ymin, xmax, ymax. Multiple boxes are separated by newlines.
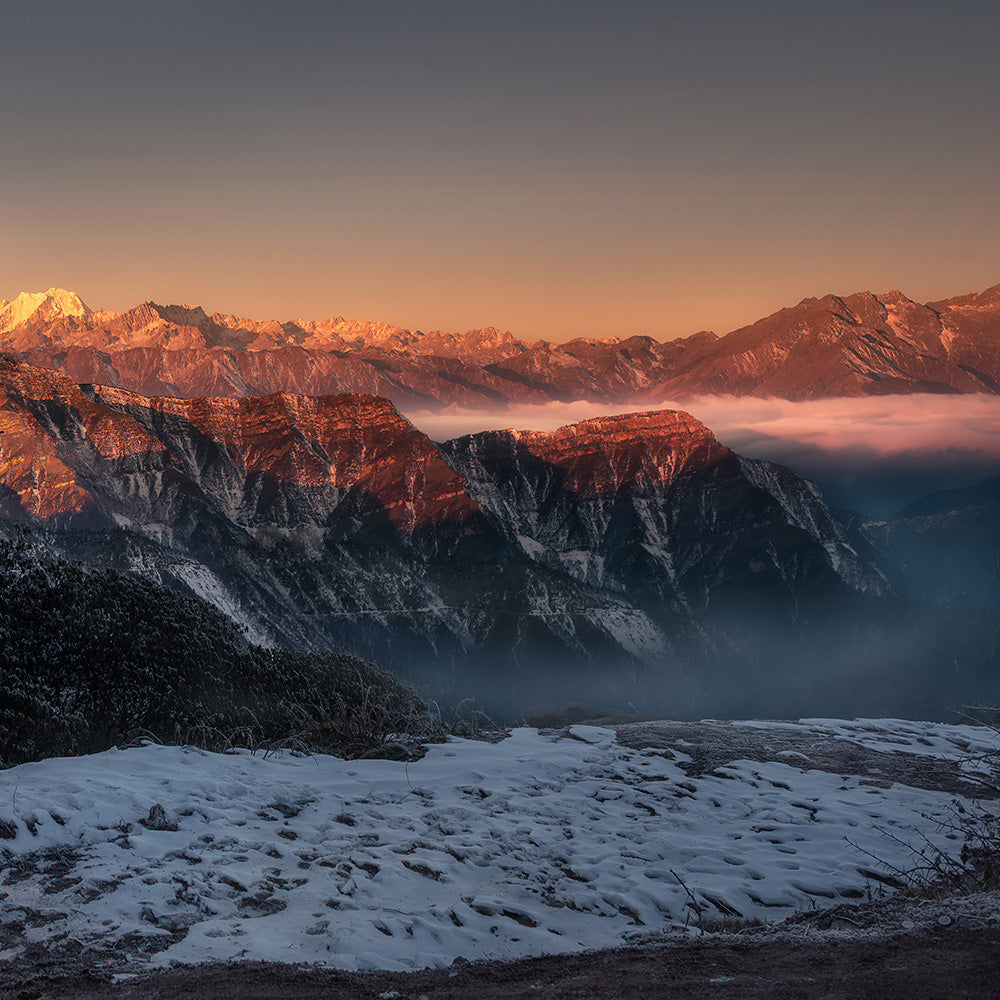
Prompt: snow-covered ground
<box><xmin>1</xmin><ymin>721</ymin><xmax>997</xmax><ymax>973</ymax></box>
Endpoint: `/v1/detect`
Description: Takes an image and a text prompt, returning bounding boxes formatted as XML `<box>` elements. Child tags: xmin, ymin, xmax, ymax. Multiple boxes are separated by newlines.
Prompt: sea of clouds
<box><xmin>404</xmin><ymin>394</ymin><xmax>1000</xmax><ymax>517</ymax></box>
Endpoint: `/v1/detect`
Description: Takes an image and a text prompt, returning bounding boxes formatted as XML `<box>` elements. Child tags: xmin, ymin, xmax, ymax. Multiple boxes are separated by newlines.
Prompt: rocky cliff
<box><xmin>442</xmin><ymin>411</ymin><xmax>883</xmax><ymax>619</ymax></box>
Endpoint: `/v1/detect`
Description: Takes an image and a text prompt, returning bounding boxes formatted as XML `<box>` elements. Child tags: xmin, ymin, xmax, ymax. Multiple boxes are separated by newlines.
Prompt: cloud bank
<box><xmin>404</xmin><ymin>394</ymin><xmax>1000</xmax><ymax>458</ymax></box>
<box><xmin>403</xmin><ymin>394</ymin><xmax>1000</xmax><ymax>517</ymax></box>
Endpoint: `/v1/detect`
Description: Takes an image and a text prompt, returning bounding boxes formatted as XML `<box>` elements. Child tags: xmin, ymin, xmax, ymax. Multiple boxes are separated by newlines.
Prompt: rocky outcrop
<box><xmin>0</xmin><ymin>356</ymin><xmax>166</xmax><ymax>523</ymax></box>
<box><xmin>442</xmin><ymin>411</ymin><xmax>884</xmax><ymax>615</ymax></box>
<box><xmin>87</xmin><ymin>385</ymin><xmax>482</xmax><ymax>539</ymax></box>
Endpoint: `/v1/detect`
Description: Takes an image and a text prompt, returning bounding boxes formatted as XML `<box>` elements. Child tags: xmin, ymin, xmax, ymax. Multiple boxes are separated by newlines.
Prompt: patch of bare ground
<box><xmin>614</xmin><ymin>720</ymin><xmax>999</xmax><ymax>798</ymax></box>
<box><xmin>3</xmin><ymin>907</ymin><xmax>999</xmax><ymax>1000</ymax></box>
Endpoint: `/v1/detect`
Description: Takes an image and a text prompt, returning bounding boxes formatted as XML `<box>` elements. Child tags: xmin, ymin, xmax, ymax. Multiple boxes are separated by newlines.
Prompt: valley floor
<box><xmin>1</xmin><ymin>719</ymin><xmax>998</xmax><ymax>996</ymax></box>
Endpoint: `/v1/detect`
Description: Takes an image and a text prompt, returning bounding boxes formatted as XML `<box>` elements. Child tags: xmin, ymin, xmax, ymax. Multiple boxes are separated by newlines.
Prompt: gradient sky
<box><xmin>3</xmin><ymin>1</ymin><xmax>999</xmax><ymax>341</ymax></box>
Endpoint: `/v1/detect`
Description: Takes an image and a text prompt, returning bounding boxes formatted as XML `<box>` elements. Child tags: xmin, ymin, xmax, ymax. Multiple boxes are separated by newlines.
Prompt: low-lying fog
<box><xmin>401</xmin><ymin>394</ymin><xmax>1000</xmax><ymax>722</ymax></box>
<box><xmin>404</xmin><ymin>394</ymin><xmax>1000</xmax><ymax>517</ymax></box>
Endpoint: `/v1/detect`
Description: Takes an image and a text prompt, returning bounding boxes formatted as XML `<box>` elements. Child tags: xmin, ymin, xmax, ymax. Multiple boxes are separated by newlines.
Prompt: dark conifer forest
<box><xmin>0</xmin><ymin>535</ymin><xmax>427</xmax><ymax>767</ymax></box>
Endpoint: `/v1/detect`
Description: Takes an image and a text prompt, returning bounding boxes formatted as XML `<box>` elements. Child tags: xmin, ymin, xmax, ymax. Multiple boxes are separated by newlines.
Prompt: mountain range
<box><xmin>2</xmin><ymin>282</ymin><xmax>999</xmax><ymax>407</ymax></box>
<box><xmin>3</xmin><ymin>352</ymin><xmax>996</xmax><ymax>718</ymax></box>
<box><xmin>2</xmin><ymin>282</ymin><xmax>998</xmax><ymax>718</ymax></box>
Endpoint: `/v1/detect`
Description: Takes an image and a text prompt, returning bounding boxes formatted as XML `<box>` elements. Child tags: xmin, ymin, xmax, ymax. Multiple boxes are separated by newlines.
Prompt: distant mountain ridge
<box><xmin>860</xmin><ymin>472</ymin><xmax>1000</xmax><ymax>612</ymax></box>
<box><xmin>2</xmin><ymin>282</ymin><xmax>999</xmax><ymax>404</ymax></box>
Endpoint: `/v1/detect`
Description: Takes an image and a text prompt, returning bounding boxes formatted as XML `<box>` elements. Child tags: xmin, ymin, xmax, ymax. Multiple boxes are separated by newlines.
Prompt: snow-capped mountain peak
<box><xmin>0</xmin><ymin>287</ymin><xmax>91</xmax><ymax>331</ymax></box>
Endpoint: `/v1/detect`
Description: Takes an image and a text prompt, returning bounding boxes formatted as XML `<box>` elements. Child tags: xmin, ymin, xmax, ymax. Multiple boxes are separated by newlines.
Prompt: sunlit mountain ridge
<box><xmin>2</xmin><ymin>282</ymin><xmax>999</xmax><ymax>403</ymax></box>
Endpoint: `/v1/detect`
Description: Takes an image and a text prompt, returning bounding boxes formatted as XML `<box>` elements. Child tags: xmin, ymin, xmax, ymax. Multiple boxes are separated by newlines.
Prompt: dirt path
<box><xmin>5</xmin><ymin>919</ymin><xmax>999</xmax><ymax>1000</ymax></box>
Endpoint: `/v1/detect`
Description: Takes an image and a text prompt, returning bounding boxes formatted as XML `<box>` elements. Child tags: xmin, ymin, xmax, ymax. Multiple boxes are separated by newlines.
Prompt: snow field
<box><xmin>1</xmin><ymin>721</ymin><xmax>996</xmax><ymax>972</ymax></box>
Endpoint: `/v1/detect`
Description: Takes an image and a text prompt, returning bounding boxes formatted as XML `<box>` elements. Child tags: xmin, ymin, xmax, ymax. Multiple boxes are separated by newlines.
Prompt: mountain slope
<box><xmin>655</xmin><ymin>288</ymin><xmax>1000</xmax><ymax>399</ymax></box>
<box><xmin>0</xmin><ymin>358</ymin><xmax>898</xmax><ymax>714</ymax></box>
<box><xmin>441</xmin><ymin>411</ymin><xmax>882</xmax><ymax>621</ymax></box>
<box><xmin>0</xmin><ymin>534</ymin><xmax>424</xmax><ymax>767</ymax></box>
<box><xmin>861</xmin><ymin>473</ymin><xmax>1000</xmax><ymax>610</ymax></box>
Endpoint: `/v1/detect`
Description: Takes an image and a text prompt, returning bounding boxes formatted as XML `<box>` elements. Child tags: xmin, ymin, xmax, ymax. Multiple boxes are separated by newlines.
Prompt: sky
<box><xmin>3</xmin><ymin>1</ymin><xmax>999</xmax><ymax>341</ymax></box>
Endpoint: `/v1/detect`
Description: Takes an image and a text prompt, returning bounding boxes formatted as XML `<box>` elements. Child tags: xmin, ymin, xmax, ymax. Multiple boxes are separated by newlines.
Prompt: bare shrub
<box><xmin>281</xmin><ymin>681</ymin><xmax>445</xmax><ymax>759</ymax></box>
<box><xmin>852</xmin><ymin>705</ymin><xmax>1000</xmax><ymax>897</ymax></box>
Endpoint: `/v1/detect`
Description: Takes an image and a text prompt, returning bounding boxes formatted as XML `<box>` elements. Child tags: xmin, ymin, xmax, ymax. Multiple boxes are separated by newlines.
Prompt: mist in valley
<box><xmin>397</xmin><ymin>394</ymin><xmax>1000</xmax><ymax>724</ymax></box>
<box><xmin>393</xmin><ymin>590</ymin><xmax>1000</xmax><ymax>729</ymax></box>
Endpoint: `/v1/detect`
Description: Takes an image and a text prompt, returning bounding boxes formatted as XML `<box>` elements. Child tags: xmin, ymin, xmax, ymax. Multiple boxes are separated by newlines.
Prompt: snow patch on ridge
<box><xmin>165</xmin><ymin>562</ymin><xmax>273</xmax><ymax>647</ymax></box>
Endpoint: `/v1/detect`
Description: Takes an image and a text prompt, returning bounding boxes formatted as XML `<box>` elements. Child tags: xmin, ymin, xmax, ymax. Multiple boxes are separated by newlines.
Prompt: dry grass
<box><xmin>129</xmin><ymin>687</ymin><xmax>507</xmax><ymax>762</ymax></box>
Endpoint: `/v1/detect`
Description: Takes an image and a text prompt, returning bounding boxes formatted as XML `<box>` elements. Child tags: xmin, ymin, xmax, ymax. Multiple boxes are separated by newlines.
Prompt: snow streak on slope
<box><xmin>161</xmin><ymin>562</ymin><xmax>273</xmax><ymax>648</ymax></box>
<box><xmin>1</xmin><ymin>722</ymin><xmax>996</xmax><ymax>973</ymax></box>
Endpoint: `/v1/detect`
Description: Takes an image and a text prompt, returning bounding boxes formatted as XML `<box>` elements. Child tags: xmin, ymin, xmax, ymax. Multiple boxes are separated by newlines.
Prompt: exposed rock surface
<box><xmin>441</xmin><ymin>411</ymin><xmax>883</xmax><ymax>618</ymax></box>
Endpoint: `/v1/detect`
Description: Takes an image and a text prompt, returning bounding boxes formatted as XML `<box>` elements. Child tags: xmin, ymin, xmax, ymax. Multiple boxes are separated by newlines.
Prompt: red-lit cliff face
<box><xmin>3</xmin><ymin>283</ymin><xmax>999</xmax><ymax>407</ymax></box>
<box><xmin>0</xmin><ymin>358</ymin><xmax>479</xmax><ymax>536</ymax></box>
<box><xmin>506</xmin><ymin>410</ymin><xmax>731</xmax><ymax>495</ymax></box>
<box><xmin>0</xmin><ymin>356</ymin><xmax>165</xmax><ymax>522</ymax></box>
<box><xmin>0</xmin><ymin>358</ymin><xmax>164</xmax><ymax>459</ymax></box>
<box><xmin>0</xmin><ymin>401</ymin><xmax>91</xmax><ymax>521</ymax></box>
<box><xmin>89</xmin><ymin>386</ymin><xmax>479</xmax><ymax>532</ymax></box>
